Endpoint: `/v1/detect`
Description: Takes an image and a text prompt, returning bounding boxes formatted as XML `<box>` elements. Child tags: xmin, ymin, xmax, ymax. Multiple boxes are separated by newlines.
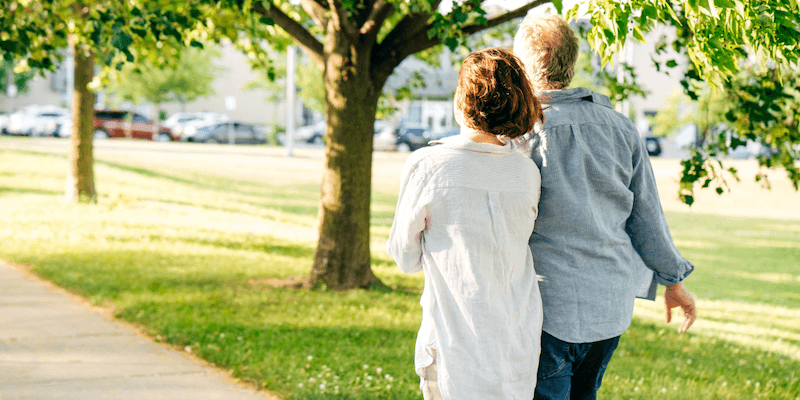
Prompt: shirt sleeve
<box><xmin>626</xmin><ymin>136</ymin><xmax>694</xmax><ymax>287</ymax></box>
<box><xmin>387</xmin><ymin>156</ymin><xmax>431</xmax><ymax>274</ymax></box>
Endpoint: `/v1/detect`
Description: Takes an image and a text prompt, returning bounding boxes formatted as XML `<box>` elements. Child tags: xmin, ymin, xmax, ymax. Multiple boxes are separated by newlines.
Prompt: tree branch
<box><xmin>253</xmin><ymin>2</ymin><xmax>325</xmax><ymax>67</ymax></box>
<box><xmin>327</xmin><ymin>0</ymin><xmax>358</xmax><ymax>38</ymax></box>
<box><xmin>301</xmin><ymin>0</ymin><xmax>329</xmax><ymax>32</ymax></box>
<box><xmin>461</xmin><ymin>0</ymin><xmax>548</xmax><ymax>35</ymax></box>
<box><xmin>360</xmin><ymin>0</ymin><xmax>394</xmax><ymax>39</ymax></box>
<box><xmin>373</xmin><ymin>1</ymin><xmax>548</xmax><ymax>86</ymax></box>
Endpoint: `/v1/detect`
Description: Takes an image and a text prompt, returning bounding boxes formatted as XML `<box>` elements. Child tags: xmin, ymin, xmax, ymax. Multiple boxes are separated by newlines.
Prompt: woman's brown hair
<box><xmin>455</xmin><ymin>47</ymin><xmax>543</xmax><ymax>139</ymax></box>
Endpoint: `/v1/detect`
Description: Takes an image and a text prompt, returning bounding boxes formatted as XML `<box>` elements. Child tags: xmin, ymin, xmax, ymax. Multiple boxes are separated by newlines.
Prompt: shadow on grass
<box><xmin>19</xmin><ymin>239</ymin><xmax>317</xmax><ymax>302</ymax></box>
<box><xmin>0</xmin><ymin>186</ymin><xmax>62</xmax><ymax>196</ymax></box>
<box><xmin>97</xmin><ymin>160</ymin><xmax>323</xmax><ymax>216</ymax></box>
<box><xmin>109</xmin><ymin>234</ymin><xmax>318</xmax><ymax>259</ymax></box>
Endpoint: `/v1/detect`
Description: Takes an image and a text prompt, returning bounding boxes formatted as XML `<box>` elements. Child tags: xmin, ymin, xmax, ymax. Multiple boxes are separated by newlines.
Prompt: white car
<box><xmin>293</xmin><ymin>120</ymin><xmax>326</xmax><ymax>144</ymax></box>
<box><xmin>0</xmin><ymin>113</ymin><xmax>9</xmax><ymax>134</ymax></box>
<box><xmin>6</xmin><ymin>105</ymin><xmax>70</xmax><ymax>137</ymax></box>
<box><xmin>166</xmin><ymin>112</ymin><xmax>230</xmax><ymax>140</ymax></box>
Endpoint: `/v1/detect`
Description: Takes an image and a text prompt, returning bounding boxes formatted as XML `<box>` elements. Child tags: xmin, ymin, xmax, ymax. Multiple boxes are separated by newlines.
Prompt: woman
<box><xmin>387</xmin><ymin>47</ymin><xmax>545</xmax><ymax>400</ymax></box>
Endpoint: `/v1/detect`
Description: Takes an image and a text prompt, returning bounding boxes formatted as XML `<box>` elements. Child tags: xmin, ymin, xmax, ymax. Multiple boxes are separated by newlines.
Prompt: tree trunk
<box><xmin>307</xmin><ymin>30</ymin><xmax>383</xmax><ymax>290</ymax></box>
<box><xmin>65</xmin><ymin>39</ymin><xmax>96</xmax><ymax>203</ymax></box>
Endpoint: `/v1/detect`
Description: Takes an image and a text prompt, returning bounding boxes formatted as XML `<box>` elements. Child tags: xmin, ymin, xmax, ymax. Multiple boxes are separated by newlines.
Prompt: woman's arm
<box><xmin>387</xmin><ymin>157</ymin><xmax>430</xmax><ymax>274</ymax></box>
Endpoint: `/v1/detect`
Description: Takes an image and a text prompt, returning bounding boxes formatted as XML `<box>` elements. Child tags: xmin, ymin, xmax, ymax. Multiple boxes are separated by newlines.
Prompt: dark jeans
<box><xmin>534</xmin><ymin>331</ymin><xmax>620</xmax><ymax>400</ymax></box>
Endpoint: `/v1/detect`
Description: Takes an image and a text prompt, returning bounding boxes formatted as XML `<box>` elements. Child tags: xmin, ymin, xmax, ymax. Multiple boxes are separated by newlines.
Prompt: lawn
<box><xmin>0</xmin><ymin>142</ymin><xmax>798</xmax><ymax>400</ymax></box>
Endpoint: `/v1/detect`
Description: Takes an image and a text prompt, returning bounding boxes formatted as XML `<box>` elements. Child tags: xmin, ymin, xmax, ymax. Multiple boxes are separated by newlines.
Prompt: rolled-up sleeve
<box><xmin>626</xmin><ymin>137</ymin><xmax>694</xmax><ymax>286</ymax></box>
<box><xmin>387</xmin><ymin>157</ymin><xmax>431</xmax><ymax>274</ymax></box>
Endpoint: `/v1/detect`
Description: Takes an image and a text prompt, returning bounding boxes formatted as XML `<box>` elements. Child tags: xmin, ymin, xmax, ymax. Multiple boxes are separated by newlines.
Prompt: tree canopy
<box><xmin>105</xmin><ymin>46</ymin><xmax>220</xmax><ymax>110</ymax></box>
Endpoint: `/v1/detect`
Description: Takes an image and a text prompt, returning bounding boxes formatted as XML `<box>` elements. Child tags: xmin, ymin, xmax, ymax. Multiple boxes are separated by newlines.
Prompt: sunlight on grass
<box><xmin>731</xmin><ymin>271</ymin><xmax>800</xmax><ymax>283</ymax></box>
<box><xmin>634</xmin><ymin>298</ymin><xmax>800</xmax><ymax>360</ymax></box>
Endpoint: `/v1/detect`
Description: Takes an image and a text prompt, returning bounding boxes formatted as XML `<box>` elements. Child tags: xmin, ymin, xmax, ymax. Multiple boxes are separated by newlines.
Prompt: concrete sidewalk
<box><xmin>0</xmin><ymin>262</ymin><xmax>279</xmax><ymax>400</ymax></box>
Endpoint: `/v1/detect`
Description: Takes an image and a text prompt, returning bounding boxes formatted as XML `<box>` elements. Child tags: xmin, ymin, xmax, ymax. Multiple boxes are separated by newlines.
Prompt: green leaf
<box><xmin>632</xmin><ymin>26</ymin><xmax>646</xmax><ymax>42</ymax></box>
<box><xmin>666</xmin><ymin>59</ymin><xmax>678</xmax><ymax>68</ymax></box>
<box><xmin>259</xmin><ymin>17</ymin><xmax>274</xmax><ymax>26</ymax></box>
<box><xmin>444</xmin><ymin>37</ymin><xmax>458</xmax><ymax>51</ymax></box>
<box><xmin>552</xmin><ymin>0</ymin><xmax>563</xmax><ymax>14</ymax></box>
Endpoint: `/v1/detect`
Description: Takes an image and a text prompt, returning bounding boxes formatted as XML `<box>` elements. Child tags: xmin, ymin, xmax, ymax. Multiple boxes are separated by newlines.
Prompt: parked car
<box><xmin>5</xmin><ymin>105</ymin><xmax>70</xmax><ymax>137</ymax></box>
<box><xmin>168</xmin><ymin>112</ymin><xmax>229</xmax><ymax>140</ymax></box>
<box><xmin>92</xmin><ymin>110</ymin><xmax>176</xmax><ymax>141</ymax></box>
<box><xmin>374</xmin><ymin>124</ymin><xmax>460</xmax><ymax>152</ymax></box>
<box><xmin>294</xmin><ymin>120</ymin><xmax>326</xmax><ymax>144</ymax></box>
<box><xmin>186</xmin><ymin>122</ymin><xmax>267</xmax><ymax>144</ymax></box>
<box><xmin>0</xmin><ymin>113</ymin><xmax>9</xmax><ymax>134</ymax></box>
<box><xmin>645</xmin><ymin>137</ymin><xmax>662</xmax><ymax>156</ymax></box>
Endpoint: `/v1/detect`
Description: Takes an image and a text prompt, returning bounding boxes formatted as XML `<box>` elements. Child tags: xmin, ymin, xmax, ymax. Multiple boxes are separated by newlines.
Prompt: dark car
<box><xmin>645</xmin><ymin>137</ymin><xmax>662</xmax><ymax>156</ymax></box>
<box><xmin>187</xmin><ymin>122</ymin><xmax>267</xmax><ymax>144</ymax></box>
<box><xmin>374</xmin><ymin>125</ymin><xmax>460</xmax><ymax>152</ymax></box>
<box><xmin>93</xmin><ymin>110</ymin><xmax>176</xmax><ymax>141</ymax></box>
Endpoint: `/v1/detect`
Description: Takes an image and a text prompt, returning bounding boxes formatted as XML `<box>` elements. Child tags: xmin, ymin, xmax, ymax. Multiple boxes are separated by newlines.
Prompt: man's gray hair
<box><xmin>513</xmin><ymin>13</ymin><xmax>579</xmax><ymax>90</ymax></box>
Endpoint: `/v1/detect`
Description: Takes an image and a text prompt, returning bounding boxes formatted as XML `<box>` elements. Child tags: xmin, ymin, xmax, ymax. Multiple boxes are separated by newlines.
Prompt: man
<box><xmin>513</xmin><ymin>13</ymin><xmax>697</xmax><ymax>400</ymax></box>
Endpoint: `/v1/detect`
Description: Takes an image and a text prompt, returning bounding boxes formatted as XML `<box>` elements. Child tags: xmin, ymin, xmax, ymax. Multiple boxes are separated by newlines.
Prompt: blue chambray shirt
<box><xmin>528</xmin><ymin>87</ymin><xmax>694</xmax><ymax>343</ymax></box>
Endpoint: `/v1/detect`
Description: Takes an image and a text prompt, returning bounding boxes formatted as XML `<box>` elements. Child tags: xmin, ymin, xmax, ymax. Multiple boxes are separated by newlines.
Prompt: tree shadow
<box><xmin>0</xmin><ymin>186</ymin><xmax>61</xmax><ymax>196</ymax></box>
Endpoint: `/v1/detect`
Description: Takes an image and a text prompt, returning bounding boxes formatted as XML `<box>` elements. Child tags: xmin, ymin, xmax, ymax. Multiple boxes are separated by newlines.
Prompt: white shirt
<box><xmin>387</xmin><ymin>134</ymin><xmax>543</xmax><ymax>400</ymax></box>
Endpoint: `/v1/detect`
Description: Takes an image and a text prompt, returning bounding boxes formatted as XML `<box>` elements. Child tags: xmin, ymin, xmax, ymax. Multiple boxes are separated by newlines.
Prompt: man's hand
<box><xmin>665</xmin><ymin>282</ymin><xmax>696</xmax><ymax>333</ymax></box>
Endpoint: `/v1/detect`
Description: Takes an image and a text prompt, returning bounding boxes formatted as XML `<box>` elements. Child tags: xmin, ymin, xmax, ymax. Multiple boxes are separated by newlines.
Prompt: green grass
<box><xmin>0</xmin><ymin>147</ymin><xmax>798</xmax><ymax>399</ymax></box>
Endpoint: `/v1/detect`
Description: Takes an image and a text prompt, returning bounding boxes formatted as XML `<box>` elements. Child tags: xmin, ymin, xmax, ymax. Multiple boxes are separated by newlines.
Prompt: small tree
<box><xmin>0</xmin><ymin>59</ymin><xmax>34</xmax><ymax>102</ymax></box>
<box><xmin>106</xmin><ymin>46</ymin><xmax>220</xmax><ymax>115</ymax></box>
<box><xmin>0</xmin><ymin>0</ymin><xmax>219</xmax><ymax>202</ymax></box>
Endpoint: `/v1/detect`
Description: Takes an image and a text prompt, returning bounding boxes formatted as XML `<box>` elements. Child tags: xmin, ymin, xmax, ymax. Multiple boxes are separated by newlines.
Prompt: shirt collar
<box><xmin>429</xmin><ymin>133</ymin><xmax>514</xmax><ymax>154</ymax></box>
<box><xmin>537</xmin><ymin>87</ymin><xmax>613</xmax><ymax>109</ymax></box>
